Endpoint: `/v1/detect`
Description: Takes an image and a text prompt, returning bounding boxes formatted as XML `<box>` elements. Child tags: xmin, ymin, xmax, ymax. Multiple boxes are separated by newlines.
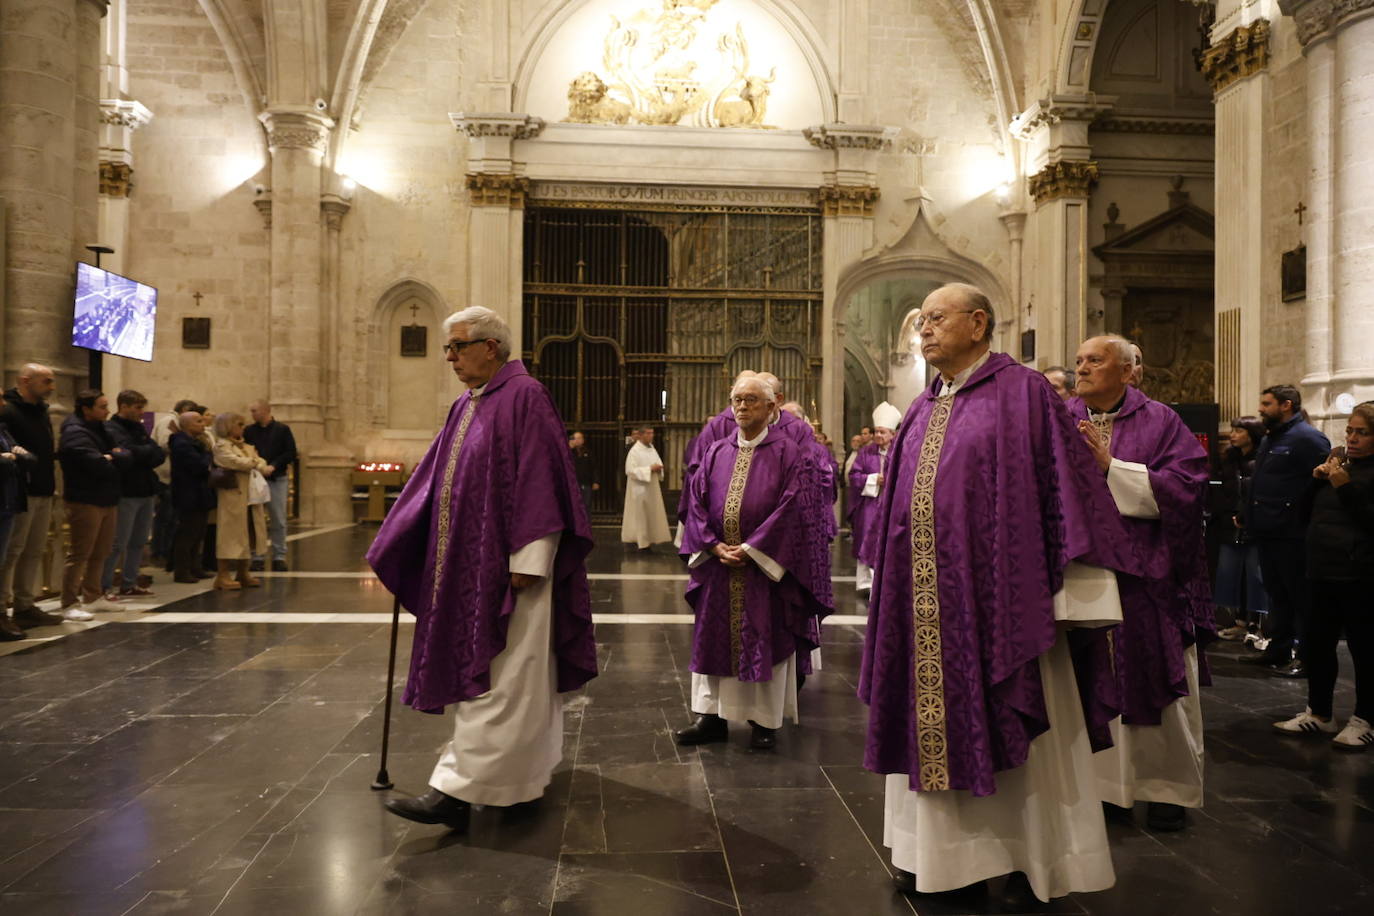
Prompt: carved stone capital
<box><xmin>1027</xmin><ymin>160</ymin><xmax>1099</xmax><ymax>206</ymax></box>
<box><xmin>802</xmin><ymin>124</ymin><xmax>895</xmax><ymax>150</ymax></box>
<box><xmin>1279</xmin><ymin>0</ymin><xmax>1374</xmax><ymax>47</ymax></box>
<box><xmin>466</xmin><ymin>173</ymin><xmax>531</xmax><ymax>208</ymax></box>
<box><xmin>819</xmin><ymin>184</ymin><xmax>879</xmax><ymax>217</ymax></box>
<box><xmin>450</xmin><ymin>113</ymin><xmax>546</xmax><ymax>140</ymax></box>
<box><xmin>99</xmin><ymin>99</ymin><xmax>154</xmax><ymax>130</ymax></box>
<box><xmin>258</xmin><ymin>110</ymin><xmax>333</xmax><ymax>156</ymax></box>
<box><xmin>1201</xmin><ymin>20</ymin><xmax>1271</xmax><ymax>92</ymax></box>
<box><xmin>1010</xmin><ymin>95</ymin><xmax>1115</xmax><ymax>141</ymax></box>
<box><xmin>99</xmin><ymin>160</ymin><xmax>133</xmax><ymax>198</ymax></box>
<box><xmin>321</xmin><ymin>195</ymin><xmax>351</xmax><ymax>231</ymax></box>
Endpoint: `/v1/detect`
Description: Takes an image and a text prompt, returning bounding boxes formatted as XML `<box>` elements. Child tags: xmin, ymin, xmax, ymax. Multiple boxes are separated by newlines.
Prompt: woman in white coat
<box><xmin>621</xmin><ymin>426</ymin><xmax>671</xmax><ymax>549</ymax></box>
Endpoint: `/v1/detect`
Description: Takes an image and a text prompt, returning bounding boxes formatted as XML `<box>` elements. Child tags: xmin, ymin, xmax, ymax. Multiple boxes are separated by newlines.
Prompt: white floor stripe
<box><xmin>285</xmin><ymin>523</ymin><xmax>358</xmax><ymax>543</ymax></box>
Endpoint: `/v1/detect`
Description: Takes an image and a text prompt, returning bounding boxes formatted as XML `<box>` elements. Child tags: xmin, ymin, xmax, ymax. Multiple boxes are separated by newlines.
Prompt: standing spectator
<box><xmin>1240</xmin><ymin>385</ymin><xmax>1330</xmax><ymax>677</ymax></box>
<box><xmin>211</xmin><ymin>413</ymin><xmax>270</xmax><ymax>590</ymax></box>
<box><xmin>0</xmin><ymin>420</ymin><xmax>32</xmax><ymax>639</ymax></box>
<box><xmin>1215</xmin><ymin>417</ymin><xmax>1268</xmax><ymax>640</ymax></box>
<box><xmin>1272</xmin><ymin>402</ymin><xmax>1374</xmax><ymax>749</ymax></box>
<box><xmin>150</xmin><ymin>398</ymin><xmax>200</xmax><ymax>567</ymax></box>
<box><xmin>568</xmin><ymin>430</ymin><xmax>599</xmax><ymax>513</ymax></box>
<box><xmin>57</xmin><ymin>389</ymin><xmax>126</xmax><ymax>618</ymax></box>
<box><xmin>169</xmin><ymin>412</ymin><xmax>215</xmax><ymax>583</ymax></box>
<box><xmin>1042</xmin><ymin>366</ymin><xmax>1075</xmax><ymax>401</ymax></box>
<box><xmin>0</xmin><ymin>364</ymin><xmax>62</xmax><ymax>630</ymax></box>
<box><xmin>101</xmin><ymin>390</ymin><xmax>164</xmax><ymax>597</ymax></box>
<box><xmin>244</xmin><ymin>400</ymin><xmax>296</xmax><ymax>572</ymax></box>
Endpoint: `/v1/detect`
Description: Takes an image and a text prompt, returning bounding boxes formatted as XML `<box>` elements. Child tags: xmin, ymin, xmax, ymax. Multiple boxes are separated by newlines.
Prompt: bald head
<box><xmin>780</xmin><ymin>401</ymin><xmax>806</xmax><ymax>419</ymax></box>
<box><xmin>15</xmin><ymin>363</ymin><xmax>55</xmax><ymax>404</ymax></box>
<box><xmin>177</xmin><ymin>411</ymin><xmax>206</xmax><ymax>436</ymax></box>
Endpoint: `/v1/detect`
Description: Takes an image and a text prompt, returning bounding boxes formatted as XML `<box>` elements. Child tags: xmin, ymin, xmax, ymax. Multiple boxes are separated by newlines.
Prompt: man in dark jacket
<box><xmin>245</xmin><ymin>400</ymin><xmax>296</xmax><ymax>571</ymax></box>
<box><xmin>102</xmin><ymin>390</ymin><xmax>165</xmax><ymax>597</ymax></box>
<box><xmin>0</xmin><ymin>363</ymin><xmax>63</xmax><ymax>630</ymax></box>
<box><xmin>0</xmin><ymin>420</ymin><xmax>34</xmax><ymax>639</ymax></box>
<box><xmin>1241</xmin><ymin>384</ymin><xmax>1331</xmax><ymax>676</ymax></box>
<box><xmin>58</xmin><ymin>389</ymin><xmax>129</xmax><ymax>617</ymax></box>
<box><xmin>169</xmin><ymin>411</ymin><xmax>216</xmax><ymax>582</ymax></box>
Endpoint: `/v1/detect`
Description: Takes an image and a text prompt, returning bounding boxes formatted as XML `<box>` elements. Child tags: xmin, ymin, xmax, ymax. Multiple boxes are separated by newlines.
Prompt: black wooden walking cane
<box><xmin>370</xmin><ymin>593</ymin><xmax>402</xmax><ymax>790</ymax></box>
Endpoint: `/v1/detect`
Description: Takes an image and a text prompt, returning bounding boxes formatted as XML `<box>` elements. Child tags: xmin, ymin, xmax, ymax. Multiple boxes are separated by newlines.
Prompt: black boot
<box><xmin>675</xmin><ymin>713</ymin><xmax>728</xmax><ymax>746</ymax></box>
<box><xmin>383</xmin><ymin>787</ymin><xmax>470</xmax><ymax>830</ymax></box>
<box><xmin>1001</xmin><ymin>872</ymin><xmax>1039</xmax><ymax>908</ymax></box>
<box><xmin>748</xmin><ymin>720</ymin><xmax>777</xmax><ymax>750</ymax></box>
<box><xmin>892</xmin><ymin>867</ymin><xmax>916</xmax><ymax>893</ymax></box>
<box><xmin>1145</xmin><ymin>802</ymin><xmax>1186</xmax><ymax>832</ymax></box>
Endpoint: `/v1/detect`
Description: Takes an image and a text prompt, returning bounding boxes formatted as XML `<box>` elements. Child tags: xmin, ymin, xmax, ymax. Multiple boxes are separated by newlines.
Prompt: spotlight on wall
<box><xmin>993</xmin><ymin>182</ymin><xmax>1013</xmax><ymax>207</ymax></box>
<box><xmin>341</xmin><ymin>176</ymin><xmax>357</xmax><ymax>192</ymax></box>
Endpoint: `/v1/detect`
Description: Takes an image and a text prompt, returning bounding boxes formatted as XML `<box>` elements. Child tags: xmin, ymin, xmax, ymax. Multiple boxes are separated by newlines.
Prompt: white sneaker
<box><xmin>84</xmin><ymin>596</ymin><xmax>121</xmax><ymax>613</ymax></box>
<box><xmin>1272</xmin><ymin>708</ymin><xmax>1338</xmax><ymax>735</ymax></box>
<box><xmin>61</xmin><ymin>604</ymin><xmax>95</xmax><ymax>622</ymax></box>
<box><xmin>1332</xmin><ymin>716</ymin><xmax>1374</xmax><ymax>751</ymax></box>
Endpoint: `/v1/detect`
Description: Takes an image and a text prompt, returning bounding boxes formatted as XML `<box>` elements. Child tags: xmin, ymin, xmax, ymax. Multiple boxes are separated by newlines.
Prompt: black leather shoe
<box><xmin>271</xmin><ymin>559</ymin><xmax>288</xmax><ymax>572</ymax></box>
<box><xmin>1145</xmin><ymin>802</ymin><xmax>1186</xmax><ymax>832</ymax></box>
<box><xmin>892</xmin><ymin>868</ymin><xmax>916</xmax><ymax>893</ymax></box>
<box><xmin>1102</xmin><ymin>800</ymin><xmax>1133</xmax><ymax>820</ymax></box>
<box><xmin>383</xmin><ymin>788</ymin><xmax>470</xmax><ymax>830</ymax></box>
<box><xmin>250</xmin><ymin>559</ymin><xmax>265</xmax><ymax>572</ymax></box>
<box><xmin>1001</xmin><ymin>872</ymin><xmax>1039</xmax><ymax>908</ymax></box>
<box><xmin>0</xmin><ymin>616</ymin><xmax>26</xmax><ymax>641</ymax></box>
<box><xmin>12</xmin><ymin>606</ymin><xmax>61</xmax><ymax>628</ymax></box>
<box><xmin>748</xmin><ymin>721</ymin><xmax>777</xmax><ymax>750</ymax></box>
<box><xmin>1272</xmin><ymin>660</ymin><xmax>1307</xmax><ymax>678</ymax></box>
<box><xmin>675</xmin><ymin>713</ymin><xmax>728</xmax><ymax>746</ymax></box>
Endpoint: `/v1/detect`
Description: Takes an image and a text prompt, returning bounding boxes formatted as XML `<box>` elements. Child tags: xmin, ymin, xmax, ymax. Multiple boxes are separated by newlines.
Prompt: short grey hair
<box><xmin>213</xmin><ymin>411</ymin><xmax>244</xmax><ymax>439</ymax></box>
<box><xmin>443</xmin><ymin>306</ymin><xmax>512</xmax><ymax>360</ymax></box>
<box><xmin>732</xmin><ymin>375</ymin><xmax>777</xmax><ymax>404</ymax></box>
<box><xmin>1096</xmin><ymin>335</ymin><xmax>1136</xmax><ymax>368</ymax></box>
<box><xmin>931</xmin><ymin>283</ymin><xmax>996</xmax><ymax>340</ymax></box>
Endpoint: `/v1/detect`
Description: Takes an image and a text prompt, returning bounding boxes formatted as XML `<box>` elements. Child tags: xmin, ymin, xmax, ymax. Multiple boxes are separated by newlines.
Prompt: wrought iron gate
<box><xmin>521</xmin><ymin>202</ymin><xmax>824</xmax><ymax>520</ymax></box>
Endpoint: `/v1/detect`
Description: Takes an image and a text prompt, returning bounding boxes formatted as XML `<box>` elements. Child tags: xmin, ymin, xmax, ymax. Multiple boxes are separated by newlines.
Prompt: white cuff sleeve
<box><xmin>688</xmin><ymin>550</ymin><xmax>711</xmax><ymax>568</ymax></box>
<box><xmin>1052</xmin><ymin>562</ymin><xmax>1123</xmax><ymax>628</ymax></box>
<box><xmin>1106</xmin><ymin>458</ymin><xmax>1160</xmax><ymax>519</ymax></box>
<box><xmin>741</xmin><ymin>543</ymin><xmax>786</xmax><ymax>582</ymax></box>
<box><xmin>509</xmin><ymin>533</ymin><xmax>559</xmax><ymax>578</ymax></box>
<box><xmin>861</xmin><ymin>473</ymin><xmax>880</xmax><ymax>498</ymax></box>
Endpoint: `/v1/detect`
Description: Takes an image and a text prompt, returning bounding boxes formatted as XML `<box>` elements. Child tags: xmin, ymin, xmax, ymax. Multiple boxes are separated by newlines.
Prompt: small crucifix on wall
<box><xmin>1294</xmin><ymin>202</ymin><xmax>1307</xmax><ymax>226</ymax></box>
<box><xmin>399</xmin><ymin>301</ymin><xmax>427</xmax><ymax>357</ymax></box>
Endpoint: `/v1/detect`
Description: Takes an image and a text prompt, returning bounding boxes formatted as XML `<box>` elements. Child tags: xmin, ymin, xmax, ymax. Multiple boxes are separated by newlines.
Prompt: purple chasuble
<box><xmin>1066</xmin><ymin>388</ymin><xmax>1214</xmax><ymax>726</ymax></box>
<box><xmin>858</xmin><ymin>353</ymin><xmax>1143</xmax><ymax>797</ymax></box>
<box><xmin>365</xmin><ymin>360</ymin><xmax>597</xmax><ymax>714</ymax></box>
<box><xmin>677</xmin><ymin>408</ymin><xmax>737</xmax><ymax>524</ymax></box>
<box><xmin>681</xmin><ymin>431</ymin><xmax>833</xmax><ymax>680</ymax></box>
<box><xmin>847</xmin><ymin>444</ymin><xmax>885</xmax><ymax>565</ymax></box>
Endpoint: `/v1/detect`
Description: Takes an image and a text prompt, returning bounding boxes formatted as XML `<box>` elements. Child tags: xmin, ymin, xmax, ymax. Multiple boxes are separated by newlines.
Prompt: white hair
<box><xmin>1097</xmin><ymin>335</ymin><xmax>1136</xmax><ymax>368</ymax></box>
<box><xmin>443</xmin><ymin>306</ymin><xmax>512</xmax><ymax>360</ymax></box>
<box><xmin>731</xmin><ymin>374</ymin><xmax>777</xmax><ymax>405</ymax></box>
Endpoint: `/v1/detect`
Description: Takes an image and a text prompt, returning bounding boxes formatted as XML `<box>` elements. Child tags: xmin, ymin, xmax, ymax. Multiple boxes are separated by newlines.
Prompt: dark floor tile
<box><xmin>0</xmin><ymin>677</ymin><xmax>206</xmax><ymax>745</ymax></box>
<box><xmin>553</xmin><ymin>851</ymin><xmax>737</xmax><ymax>914</ymax></box>
<box><xmin>575</xmin><ymin>707</ymin><xmax>691</xmax><ymax>767</ymax></box>
<box><xmin>563</xmin><ymin>763</ymin><xmax>719</xmax><ymax>854</ymax></box>
<box><xmin>155</xmin><ymin>668</ymin><xmax>316</xmax><ymax>715</ymax></box>
<box><xmin>0</xmin><ymin>743</ymin><xmax>79</xmax><ymax>792</ymax></box>
<box><xmin>0</xmin><ymin>891</ymin><xmax>149</xmax><ymax>914</ymax></box>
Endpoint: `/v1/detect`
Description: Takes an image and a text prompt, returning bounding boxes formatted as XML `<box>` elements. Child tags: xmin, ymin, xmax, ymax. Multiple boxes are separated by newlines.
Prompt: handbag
<box><xmin>247</xmin><ymin>469</ymin><xmax>270</xmax><ymax>505</ymax></box>
<box><xmin>209</xmin><ymin>465</ymin><xmax>238</xmax><ymax>490</ymax></box>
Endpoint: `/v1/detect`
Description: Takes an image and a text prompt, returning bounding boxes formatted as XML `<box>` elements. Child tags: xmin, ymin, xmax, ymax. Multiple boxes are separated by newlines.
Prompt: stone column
<box><xmin>998</xmin><ymin>209</ymin><xmax>1027</xmax><ymax>357</ymax></box>
<box><xmin>1012</xmin><ymin>95</ymin><xmax>1112</xmax><ymax>367</ymax></box>
<box><xmin>1204</xmin><ymin>13</ymin><xmax>1272</xmax><ymax>424</ymax></box>
<box><xmin>0</xmin><ymin>0</ymin><xmax>107</xmax><ymax>390</ymax></box>
<box><xmin>1280</xmin><ymin>0</ymin><xmax>1374</xmax><ymax>424</ymax></box>
<box><xmin>96</xmin><ymin>98</ymin><xmax>152</xmax><ymax>396</ymax></box>
<box><xmin>804</xmin><ymin>124</ymin><xmax>894</xmax><ymax>444</ymax></box>
<box><xmin>450</xmin><ymin>113</ymin><xmax>544</xmax><ymax>354</ymax></box>
<box><xmin>320</xmin><ymin>192</ymin><xmax>350</xmax><ymax>443</ymax></box>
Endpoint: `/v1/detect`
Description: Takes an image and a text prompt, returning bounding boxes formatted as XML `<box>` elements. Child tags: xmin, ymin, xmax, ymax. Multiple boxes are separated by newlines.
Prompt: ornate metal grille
<box><xmin>522</xmin><ymin>203</ymin><xmax>823</xmax><ymax>519</ymax></box>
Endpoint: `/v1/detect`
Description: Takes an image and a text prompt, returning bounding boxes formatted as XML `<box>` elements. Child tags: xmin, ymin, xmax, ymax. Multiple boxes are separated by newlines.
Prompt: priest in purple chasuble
<box><xmin>848</xmin><ymin>403</ymin><xmax>900</xmax><ymax>594</ymax></box>
<box><xmin>858</xmin><ymin>284</ymin><xmax>1144</xmax><ymax>904</ymax></box>
<box><xmin>675</xmin><ymin>374</ymin><xmax>833</xmax><ymax>750</ymax></box>
<box><xmin>366</xmin><ymin>306</ymin><xmax>597</xmax><ymax>831</ymax></box>
<box><xmin>1068</xmin><ymin>335</ymin><xmax>1213</xmax><ymax>833</ymax></box>
<box><xmin>675</xmin><ymin>371</ymin><xmax>759</xmax><ymax>542</ymax></box>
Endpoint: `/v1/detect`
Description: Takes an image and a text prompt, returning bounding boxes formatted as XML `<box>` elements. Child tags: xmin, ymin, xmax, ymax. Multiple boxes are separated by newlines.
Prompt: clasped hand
<box><xmin>1314</xmin><ymin>454</ymin><xmax>1350</xmax><ymax>488</ymax></box>
<box><xmin>1076</xmin><ymin>420</ymin><xmax>1113</xmax><ymax>473</ymax></box>
<box><xmin>510</xmin><ymin>573</ymin><xmax>541</xmax><ymax>590</ymax></box>
<box><xmin>712</xmin><ymin>543</ymin><xmax>748</xmax><ymax>568</ymax></box>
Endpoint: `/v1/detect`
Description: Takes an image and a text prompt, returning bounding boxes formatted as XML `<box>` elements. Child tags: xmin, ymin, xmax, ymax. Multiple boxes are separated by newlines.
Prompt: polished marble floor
<box><xmin>1</xmin><ymin>525</ymin><xmax>1372</xmax><ymax>915</ymax></box>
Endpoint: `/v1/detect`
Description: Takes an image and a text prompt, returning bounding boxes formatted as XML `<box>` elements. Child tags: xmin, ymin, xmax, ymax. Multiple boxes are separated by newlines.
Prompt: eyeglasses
<box><xmin>442</xmin><ymin>338</ymin><xmax>489</xmax><ymax>356</ymax></box>
<box><xmin>730</xmin><ymin>395</ymin><xmax>764</xmax><ymax>408</ymax></box>
<box><xmin>913</xmin><ymin>309</ymin><xmax>975</xmax><ymax>333</ymax></box>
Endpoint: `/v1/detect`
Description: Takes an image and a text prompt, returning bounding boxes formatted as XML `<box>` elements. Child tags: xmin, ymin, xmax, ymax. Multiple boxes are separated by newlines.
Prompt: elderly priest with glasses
<box><xmin>367</xmin><ymin>305</ymin><xmax>597</xmax><ymax>831</ymax></box>
<box><xmin>675</xmin><ymin>373</ymin><xmax>832</xmax><ymax>750</ymax></box>
<box><xmin>860</xmin><ymin>283</ymin><xmax>1142</xmax><ymax>905</ymax></box>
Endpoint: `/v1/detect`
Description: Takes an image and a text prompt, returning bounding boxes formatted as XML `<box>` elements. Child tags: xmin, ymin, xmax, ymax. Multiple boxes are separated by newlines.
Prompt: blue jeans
<box><xmin>102</xmin><ymin>495</ymin><xmax>157</xmax><ymax>591</ymax></box>
<box><xmin>253</xmin><ymin>476</ymin><xmax>289</xmax><ymax>561</ymax></box>
<box><xmin>0</xmin><ymin>513</ymin><xmax>14</xmax><ymax>574</ymax></box>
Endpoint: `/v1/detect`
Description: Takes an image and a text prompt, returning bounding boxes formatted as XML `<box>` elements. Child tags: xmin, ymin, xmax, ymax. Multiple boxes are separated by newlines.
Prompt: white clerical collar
<box><xmin>878</xmin><ymin>446</ymin><xmax>888</xmax><ymax>456</ymax></box>
<box><xmin>737</xmin><ymin>427</ymin><xmax>768</xmax><ymax>448</ymax></box>
<box><xmin>939</xmin><ymin>349</ymin><xmax>992</xmax><ymax>398</ymax></box>
<box><xmin>1088</xmin><ymin>392</ymin><xmax>1128</xmax><ymax>421</ymax></box>
<box><xmin>469</xmin><ymin>383</ymin><xmax>487</xmax><ymax>397</ymax></box>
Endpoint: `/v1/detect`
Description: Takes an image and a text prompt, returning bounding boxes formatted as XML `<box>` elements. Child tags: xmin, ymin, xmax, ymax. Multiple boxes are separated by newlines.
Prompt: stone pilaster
<box><xmin>1280</xmin><ymin>0</ymin><xmax>1374</xmax><ymax>425</ymax></box>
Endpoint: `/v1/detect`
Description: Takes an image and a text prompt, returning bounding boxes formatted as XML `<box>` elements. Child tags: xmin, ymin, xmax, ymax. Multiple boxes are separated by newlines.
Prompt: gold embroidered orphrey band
<box><xmin>1090</xmin><ymin>410</ymin><xmax>1118</xmax><ymax>671</ymax></box>
<box><xmin>723</xmin><ymin>443</ymin><xmax>757</xmax><ymax>676</ymax></box>
<box><xmin>431</xmin><ymin>395</ymin><xmax>480</xmax><ymax>607</ymax></box>
<box><xmin>910</xmin><ymin>396</ymin><xmax>954</xmax><ymax>790</ymax></box>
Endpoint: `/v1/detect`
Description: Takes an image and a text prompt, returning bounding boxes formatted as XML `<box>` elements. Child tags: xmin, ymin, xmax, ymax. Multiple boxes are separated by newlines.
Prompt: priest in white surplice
<box><xmin>366</xmin><ymin>306</ymin><xmax>597</xmax><ymax>830</ymax></box>
<box><xmin>1068</xmin><ymin>335</ymin><xmax>1213</xmax><ymax>833</ymax></box>
<box><xmin>860</xmin><ymin>283</ymin><xmax>1146</xmax><ymax>904</ymax></box>
<box><xmin>621</xmin><ymin>426</ymin><xmax>671</xmax><ymax>549</ymax></box>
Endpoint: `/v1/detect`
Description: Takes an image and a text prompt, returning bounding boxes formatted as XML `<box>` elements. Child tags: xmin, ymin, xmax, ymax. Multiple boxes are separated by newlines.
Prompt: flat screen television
<box><xmin>72</xmin><ymin>262</ymin><xmax>157</xmax><ymax>362</ymax></box>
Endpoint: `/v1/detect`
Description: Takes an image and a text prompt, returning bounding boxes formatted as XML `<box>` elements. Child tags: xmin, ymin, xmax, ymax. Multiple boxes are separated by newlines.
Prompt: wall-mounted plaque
<box><xmin>400</xmin><ymin>324</ymin><xmax>427</xmax><ymax>357</ymax></box>
<box><xmin>1020</xmin><ymin>330</ymin><xmax>1036</xmax><ymax>362</ymax></box>
<box><xmin>1281</xmin><ymin>246</ymin><xmax>1306</xmax><ymax>302</ymax></box>
<box><xmin>182</xmin><ymin>316</ymin><xmax>211</xmax><ymax>349</ymax></box>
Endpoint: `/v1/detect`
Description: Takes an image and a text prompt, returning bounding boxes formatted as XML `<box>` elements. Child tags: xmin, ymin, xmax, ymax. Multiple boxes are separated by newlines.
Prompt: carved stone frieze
<box><xmin>1094</xmin><ymin>116</ymin><xmax>1214</xmax><ymax>136</ymax></box>
<box><xmin>467</xmin><ymin>173</ymin><xmax>531</xmax><ymax>208</ymax></box>
<box><xmin>99</xmin><ymin>160</ymin><xmax>133</xmax><ymax>198</ymax></box>
<box><xmin>450</xmin><ymin>113</ymin><xmax>546</xmax><ymax>140</ymax></box>
<box><xmin>1201</xmin><ymin>19</ymin><xmax>1271</xmax><ymax>93</ymax></box>
<box><xmin>819</xmin><ymin>184</ymin><xmax>878</xmax><ymax>218</ymax></box>
<box><xmin>1027</xmin><ymin>160</ymin><xmax>1099</xmax><ymax>206</ymax></box>
<box><xmin>258</xmin><ymin>110</ymin><xmax>333</xmax><ymax>156</ymax></box>
<box><xmin>99</xmin><ymin>99</ymin><xmax>153</xmax><ymax>130</ymax></box>
<box><xmin>1010</xmin><ymin>95</ymin><xmax>1115</xmax><ymax>140</ymax></box>
<box><xmin>803</xmin><ymin>124</ymin><xmax>894</xmax><ymax>150</ymax></box>
<box><xmin>1279</xmin><ymin>0</ymin><xmax>1374</xmax><ymax>47</ymax></box>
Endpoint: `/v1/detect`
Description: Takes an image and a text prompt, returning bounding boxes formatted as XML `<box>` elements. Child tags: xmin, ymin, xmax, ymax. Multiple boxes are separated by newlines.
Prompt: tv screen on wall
<box><xmin>72</xmin><ymin>262</ymin><xmax>157</xmax><ymax>362</ymax></box>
